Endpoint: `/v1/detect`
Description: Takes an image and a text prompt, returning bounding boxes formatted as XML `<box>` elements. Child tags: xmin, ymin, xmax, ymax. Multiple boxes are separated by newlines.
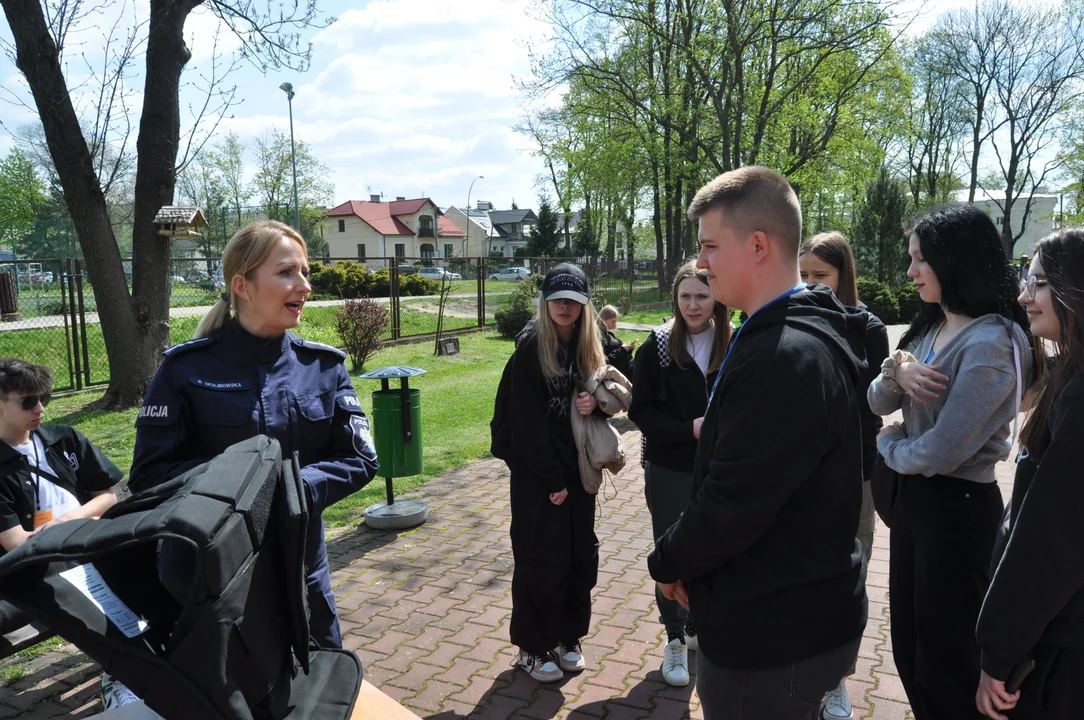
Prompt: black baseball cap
<box><xmin>541</xmin><ymin>263</ymin><xmax>591</xmax><ymax>305</ymax></box>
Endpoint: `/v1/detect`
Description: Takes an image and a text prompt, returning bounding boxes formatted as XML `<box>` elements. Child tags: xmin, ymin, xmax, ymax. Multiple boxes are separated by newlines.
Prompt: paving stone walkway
<box><xmin>0</xmin><ymin>419</ymin><xmax>1020</xmax><ymax>719</ymax></box>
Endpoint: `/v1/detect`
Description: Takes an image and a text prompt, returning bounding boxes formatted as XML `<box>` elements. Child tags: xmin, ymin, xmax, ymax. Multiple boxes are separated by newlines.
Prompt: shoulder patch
<box><xmin>290</xmin><ymin>336</ymin><xmax>346</xmax><ymax>359</ymax></box>
<box><xmin>162</xmin><ymin>335</ymin><xmax>217</xmax><ymax>357</ymax></box>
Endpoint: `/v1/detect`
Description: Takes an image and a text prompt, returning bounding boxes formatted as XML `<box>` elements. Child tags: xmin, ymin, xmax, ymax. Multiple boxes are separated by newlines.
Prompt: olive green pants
<box><xmin>644</xmin><ymin>461</ymin><xmax>693</xmax><ymax>635</ymax></box>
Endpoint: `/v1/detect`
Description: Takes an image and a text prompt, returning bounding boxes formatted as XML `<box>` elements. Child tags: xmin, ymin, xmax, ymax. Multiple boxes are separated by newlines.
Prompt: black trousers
<box><xmin>889</xmin><ymin>473</ymin><xmax>1002</xmax><ymax>720</ymax></box>
<box><xmin>644</xmin><ymin>461</ymin><xmax>692</xmax><ymax>635</ymax></box>
<box><xmin>696</xmin><ymin>636</ymin><xmax>862</xmax><ymax>720</ymax></box>
<box><xmin>509</xmin><ymin>468</ymin><xmax>599</xmax><ymax>655</ymax></box>
<box><xmin>1008</xmin><ymin>644</ymin><xmax>1084</xmax><ymax>718</ymax></box>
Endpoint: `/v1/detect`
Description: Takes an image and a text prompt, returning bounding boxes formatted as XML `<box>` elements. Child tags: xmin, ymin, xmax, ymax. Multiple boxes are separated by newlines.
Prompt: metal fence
<box><xmin>0</xmin><ymin>255</ymin><xmax>668</xmax><ymax>391</ymax></box>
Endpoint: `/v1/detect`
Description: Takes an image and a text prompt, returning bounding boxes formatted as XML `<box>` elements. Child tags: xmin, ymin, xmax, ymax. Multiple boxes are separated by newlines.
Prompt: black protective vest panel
<box><xmin>0</xmin><ymin>436</ymin><xmax>361</xmax><ymax>720</ymax></box>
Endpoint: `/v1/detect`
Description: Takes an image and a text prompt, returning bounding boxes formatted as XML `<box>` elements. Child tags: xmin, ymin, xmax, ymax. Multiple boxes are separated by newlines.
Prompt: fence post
<box><xmin>75</xmin><ymin>260</ymin><xmax>91</xmax><ymax>387</ymax></box>
<box><xmin>389</xmin><ymin>258</ymin><xmax>400</xmax><ymax>340</ymax></box>
<box><xmin>477</xmin><ymin>257</ymin><xmax>485</xmax><ymax>327</ymax></box>
<box><xmin>65</xmin><ymin>259</ymin><xmax>83</xmax><ymax>391</ymax></box>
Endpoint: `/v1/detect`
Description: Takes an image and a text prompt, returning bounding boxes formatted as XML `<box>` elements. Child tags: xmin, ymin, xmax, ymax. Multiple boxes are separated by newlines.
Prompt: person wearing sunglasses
<box><xmin>0</xmin><ymin>358</ymin><xmax>122</xmax><ymax>552</ymax></box>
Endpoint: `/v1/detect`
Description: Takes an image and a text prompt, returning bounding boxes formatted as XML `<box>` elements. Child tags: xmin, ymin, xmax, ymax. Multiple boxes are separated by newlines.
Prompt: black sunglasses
<box><xmin>3</xmin><ymin>394</ymin><xmax>50</xmax><ymax>411</ymax></box>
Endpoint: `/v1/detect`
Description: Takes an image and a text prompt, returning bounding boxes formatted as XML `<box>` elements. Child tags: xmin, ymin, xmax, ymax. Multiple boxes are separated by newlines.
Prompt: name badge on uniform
<box><xmin>33</xmin><ymin>510</ymin><xmax>53</xmax><ymax>528</ymax></box>
<box><xmin>190</xmin><ymin>378</ymin><xmax>250</xmax><ymax>391</ymax></box>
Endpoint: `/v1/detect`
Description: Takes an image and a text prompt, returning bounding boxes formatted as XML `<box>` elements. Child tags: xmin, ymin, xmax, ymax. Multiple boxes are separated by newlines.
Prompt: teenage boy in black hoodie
<box><xmin>647</xmin><ymin>166</ymin><xmax>869</xmax><ymax>719</ymax></box>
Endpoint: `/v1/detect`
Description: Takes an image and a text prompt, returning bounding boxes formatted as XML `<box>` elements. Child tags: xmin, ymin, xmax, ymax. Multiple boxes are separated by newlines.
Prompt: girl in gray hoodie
<box><xmin>868</xmin><ymin>204</ymin><xmax>1034</xmax><ymax>720</ymax></box>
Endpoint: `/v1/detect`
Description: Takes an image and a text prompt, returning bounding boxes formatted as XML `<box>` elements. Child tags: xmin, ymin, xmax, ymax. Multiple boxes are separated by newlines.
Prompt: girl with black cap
<box><xmin>492</xmin><ymin>262</ymin><xmax>609</xmax><ymax>683</ymax></box>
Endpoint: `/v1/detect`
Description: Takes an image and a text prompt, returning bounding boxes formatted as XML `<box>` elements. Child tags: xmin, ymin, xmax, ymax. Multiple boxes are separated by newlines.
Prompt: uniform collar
<box><xmin>225</xmin><ymin>318</ymin><xmax>291</xmax><ymax>362</ymax></box>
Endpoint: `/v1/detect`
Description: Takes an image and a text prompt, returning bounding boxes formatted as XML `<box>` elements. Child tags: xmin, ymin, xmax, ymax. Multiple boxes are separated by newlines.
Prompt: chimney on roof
<box><xmin>396</xmin><ymin>196</ymin><xmax>405</xmax><ymax>201</ymax></box>
<box><xmin>370</xmin><ymin>194</ymin><xmax>381</xmax><ymax>202</ymax></box>
<box><xmin>477</xmin><ymin>200</ymin><xmax>492</xmax><ymax>211</ymax></box>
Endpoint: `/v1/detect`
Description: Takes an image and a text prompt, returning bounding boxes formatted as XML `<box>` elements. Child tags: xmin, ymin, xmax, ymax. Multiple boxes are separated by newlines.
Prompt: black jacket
<box><xmin>647</xmin><ymin>285</ymin><xmax>869</xmax><ymax>669</ymax></box>
<box><xmin>858</xmin><ymin>307</ymin><xmax>890</xmax><ymax>478</ymax></box>
<box><xmin>601</xmin><ymin>327</ymin><xmax>634</xmax><ymax>380</ymax></box>
<box><xmin>495</xmin><ymin>325</ymin><xmax>581</xmax><ymax>493</ymax></box>
<box><xmin>977</xmin><ymin>376</ymin><xmax>1084</xmax><ymax>681</ymax></box>
<box><xmin>0</xmin><ymin>425</ymin><xmax>123</xmax><ymax>534</ymax></box>
<box><xmin>629</xmin><ymin>325</ymin><xmax>717</xmax><ymax>473</ymax></box>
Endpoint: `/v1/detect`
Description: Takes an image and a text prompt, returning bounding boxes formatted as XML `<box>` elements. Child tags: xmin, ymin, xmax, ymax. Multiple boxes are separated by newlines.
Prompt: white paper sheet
<box><xmin>59</xmin><ymin>563</ymin><xmax>148</xmax><ymax>638</ymax></box>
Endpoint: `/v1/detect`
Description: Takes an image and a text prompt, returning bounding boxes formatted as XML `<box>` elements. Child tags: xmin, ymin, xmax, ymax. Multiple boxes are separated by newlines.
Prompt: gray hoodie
<box><xmin>868</xmin><ymin>314</ymin><xmax>1032</xmax><ymax>484</ymax></box>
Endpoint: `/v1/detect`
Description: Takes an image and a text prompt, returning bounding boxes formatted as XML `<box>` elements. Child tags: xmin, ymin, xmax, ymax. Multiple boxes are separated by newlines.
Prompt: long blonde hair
<box><xmin>536</xmin><ymin>298</ymin><xmax>605</xmax><ymax>380</ymax></box>
<box><xmin>668</xmin><ymin>259</ymin><xmax>730</xmax><ymax>374</ymax></box>
<box><xmin>194</xmin><ymin>221</ymin><xmax>308</xmax><ymax>338</ymax></box>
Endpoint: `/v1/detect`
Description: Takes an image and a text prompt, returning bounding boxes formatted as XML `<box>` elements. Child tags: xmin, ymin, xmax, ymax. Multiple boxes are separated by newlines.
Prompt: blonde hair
<box><xmin>668</xmin><ymin>259</ymin><xmax>730</xmax><ymax>374</ymax></box>
<box><xmin>536</xmin><ymin>298</ymin><xmax>606</xmax><ymax>380</ymax></box>
<box><xmin>598</xmin><ymin>305</ymin><xmax>619</xmax><ymax>322</ymax></box>
<box><xmin>194</xmin><ymin>220</ymin><xmax>308</xmax><ymax>338</ymax></box>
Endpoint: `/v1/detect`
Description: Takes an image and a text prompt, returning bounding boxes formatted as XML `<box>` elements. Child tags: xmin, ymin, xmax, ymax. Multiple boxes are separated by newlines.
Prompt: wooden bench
<box><xmin>86</xmin><ymin>680</ymin><xmax>421</xmax><ymax>719</ymax></box>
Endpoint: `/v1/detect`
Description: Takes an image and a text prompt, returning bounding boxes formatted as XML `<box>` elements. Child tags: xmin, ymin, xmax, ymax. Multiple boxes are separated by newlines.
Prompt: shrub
<box><xmin>857</xmin><ymin>277</ymin><xmax>899</xmax><ymax>324</ymax></box>
<box><xmin>896</xmin><ymin>284</ymin><xmax>921</xmax><ymax>325</ymax></box>
<box><xmin>335</xmin><ymin>297</ymin><xmax>389</xmax><ymax>371</ymax></box>
<box><xmin>495</xmin><ymin>281</ymin><xmax>536</xmax><ymax>338</ymax></box>
<box><xmin>400</xmin><ymin>274</ymin><xmax>440</xmax><ymax>297</ymax></box>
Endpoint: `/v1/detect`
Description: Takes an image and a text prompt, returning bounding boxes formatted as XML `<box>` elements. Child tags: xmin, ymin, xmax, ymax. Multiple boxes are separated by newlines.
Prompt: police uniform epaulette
<box><xmin>162</xmin><ymin>335</ymin><xmax>217</xmax><ymax>357</ymax></box>
<box><xmin>290</xmin><ymin>336</ymin><xmax>346</xmax><ymax>359</ymax></box>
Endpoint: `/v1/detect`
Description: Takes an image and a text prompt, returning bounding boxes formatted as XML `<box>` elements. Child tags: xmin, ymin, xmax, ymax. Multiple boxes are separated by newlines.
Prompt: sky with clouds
<box><xmin>0</xmin><ymin>0</ymin><xmax>986</xmax><ymax>215</ymax></box>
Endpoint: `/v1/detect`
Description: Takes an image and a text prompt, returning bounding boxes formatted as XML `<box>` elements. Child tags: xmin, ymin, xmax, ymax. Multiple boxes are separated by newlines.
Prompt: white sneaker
<box><xmin>661</xmin><ymin>637</ymin><xmax>690</xmax><ymax>687</ymax></box>
<box><xmin>822</xmin><ymin>678</ymin><xmax>853</xmax><ymax>720</ymax></box>
<box><xmin>101</xmin><ymin>674</ymin><xmax>142</xmax><ymax>709</ymax></box>
<box><xmin>555</xmin><ymin>641</ymin><xmax>586</xmax><ymax>672</ymax></box>
<box><xmin>514</xmin><ymin>650</ymin><xmax>564</xmax><ymax>683</ymax></box>
<box><xmin>684</xmin><ymin>621</ymin><xmax>699</xmax><ymax>652</ymax></box>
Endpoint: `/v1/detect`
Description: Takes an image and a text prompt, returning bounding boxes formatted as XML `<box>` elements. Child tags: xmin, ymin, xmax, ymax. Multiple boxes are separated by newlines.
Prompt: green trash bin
<box><xmin>358</xmin><ymin>365</ymin><xmax>429</xmax><ymax>529</ymax></box>
<box><xmin>370</xmin><ymin>387</ymin><xmax>423</xmax><ymax>478</ymax></box>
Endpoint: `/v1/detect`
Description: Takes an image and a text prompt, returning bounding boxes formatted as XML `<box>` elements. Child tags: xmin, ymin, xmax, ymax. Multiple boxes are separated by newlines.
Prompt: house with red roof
<box><xmin>323</xmin><ymin>195</ymin><xmax>466</xmax><ymax>262</ymax></box>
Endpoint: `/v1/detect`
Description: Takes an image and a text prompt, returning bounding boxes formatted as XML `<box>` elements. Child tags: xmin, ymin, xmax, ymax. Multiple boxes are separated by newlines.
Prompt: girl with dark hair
<box><xmin>975</xmin><ymin>229</ymin><xmax>1084</xmax><ymax>719</ymax></box>
<box><xmin>800</xmin><ymin>232</ymin><xmax>889</xmax><ymax>720</ymax></box>
<box><xmin>867</xmin><ymin>203</ymin><xmax>1034</xmax><ymax>720</ymax></box>
<box><xmin>628</xmin><ymin>259</ymin><xmax>730</xmax><ymax>687</ymax></box>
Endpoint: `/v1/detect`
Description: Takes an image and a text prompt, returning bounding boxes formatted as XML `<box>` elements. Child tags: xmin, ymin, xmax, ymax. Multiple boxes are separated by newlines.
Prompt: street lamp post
<box><xmin>466</xmin><ymin>175</ymin><xmax>483</xmax><ymax>257</ymax></box>
<box><xmin>279</xmin><ymin>82</ymin><xmax>302</xmax><ymax>232</ymax></box>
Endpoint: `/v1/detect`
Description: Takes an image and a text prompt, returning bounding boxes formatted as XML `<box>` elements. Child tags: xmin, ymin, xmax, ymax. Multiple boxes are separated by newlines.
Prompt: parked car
<box><xmin>611</xmin><ymin>267</ymin><xmax>642</xmax><ymax>280</ymax></box>
<box><xmin>396</xmin><ymin>265</ymin><xmax>418</xmax><ymax>276</ymax></box>
<box><xmin>488</xmin><ymin>267</ymin><xmax>531</xmax><ymax>281</ymax></box>
<box><xmin>418</xmin><ymin>267</ymin><xmax>463</xmax><ymax>281</ymax></box>
<box><xmin>169</xmin><ymin>275</ymin><xmax>187</xmax><ymax>283</ymax></box>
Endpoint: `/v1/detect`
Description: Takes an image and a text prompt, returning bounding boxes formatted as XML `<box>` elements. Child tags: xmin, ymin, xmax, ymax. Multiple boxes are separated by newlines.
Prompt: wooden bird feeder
<box><xmin>154</xmin><ymin>206</ymin><xmax>207</xmax><ymax>239</ymax></box>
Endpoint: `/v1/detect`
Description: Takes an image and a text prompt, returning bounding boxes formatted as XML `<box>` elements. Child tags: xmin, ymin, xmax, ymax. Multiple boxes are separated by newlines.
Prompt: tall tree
<box><xmin>574</xmin><ymin>206</ymin><xmax>600</xmax><ymax>258</ymax></box>
<box><xmin>527</xmin><ymin>199</ymin><xmax>561</xmax><ymax>257</ymax></box>
<box><xmin>0</xmin><ymin>148</ymin><xmax>48</xmax><ymax>255</ymax></box>
<box><xmin>249</xmin><ymin>129</ymin><xmax>333</xmax><ymax>257</ymax></box>
<box><xmin>0</xmin><ymin>0</ymin><xmax>321</xmax><ymax>407</ymax></box>
<box><xmin>209</xmin><ymin>132</ymin><xmax>249</xmax><ymax>224</ymax></box>
<box><xmin>853</xmin><ymin>166</ymin><xmax>910</xmax><ymax>287</ymax></box>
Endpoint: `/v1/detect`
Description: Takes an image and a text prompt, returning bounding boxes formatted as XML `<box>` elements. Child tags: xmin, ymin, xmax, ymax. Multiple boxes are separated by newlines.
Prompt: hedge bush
<box><xmin>896</xmin><ymin>284</ymin><xmax>922</xmax><ymax>324</ymax></box>
<box><xmin>309</xmin><ymin>261</ymin><xmax>439</xmax><ymax>298</ymax></box>
<box><xmin>857</xmin><ymin>277</ymin><xmax>899</xmax><ymax>324</ymax></box>
<box><xmin>495</xmin><ymin>281</ymin><xmax>536</xmax><ymax>338</ymax></box>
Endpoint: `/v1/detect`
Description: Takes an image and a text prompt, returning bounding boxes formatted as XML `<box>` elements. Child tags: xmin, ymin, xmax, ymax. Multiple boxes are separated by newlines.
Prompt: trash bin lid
<box><xmin>359</xmin><ymin>366</ymin><xmax>428</xmax><ymax>380</ymax></box>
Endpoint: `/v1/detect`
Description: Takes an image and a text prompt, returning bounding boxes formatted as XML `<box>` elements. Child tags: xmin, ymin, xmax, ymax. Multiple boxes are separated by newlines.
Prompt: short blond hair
<box><xmin>598</xmin><ymin>305</ymin><xmax>619</xmax><ymax>321</ymax></box>
<box><xmin>687</xmin><ymin>166</ymin><xmax>803</xmax><ymax>255</ymax></box>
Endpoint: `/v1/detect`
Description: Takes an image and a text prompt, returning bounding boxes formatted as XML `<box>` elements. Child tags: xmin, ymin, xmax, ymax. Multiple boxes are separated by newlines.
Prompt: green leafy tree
<box><xmin>0</xmin><ymin>148</ymin><xmax>48</xmax><ymax>255</ymax></box>
<box><xmin>574</xmin><ymin>207</ymin><xmax>600</xmax><ymax>258</ymax></box>
<box><xmin>250</xmin><ymin>129</ymin><xmax>334</xmax><ymax>257</ymax></box>
<box><xmin>526</xmin><ymin>199</ymin><xmax>561</xmax><ymax>257</ymax></box>
<box><xmin>853</xmin><ymin>166</ymin><xmax>911</xmax><ymax>288</ymax></box>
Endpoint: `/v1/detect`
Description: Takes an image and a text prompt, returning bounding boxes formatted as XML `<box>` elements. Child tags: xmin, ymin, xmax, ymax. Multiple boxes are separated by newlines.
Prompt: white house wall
<box><xmin>325</xmin><ymin>216</ymin><xmax>386</xmax><ymax>263</ymax></box>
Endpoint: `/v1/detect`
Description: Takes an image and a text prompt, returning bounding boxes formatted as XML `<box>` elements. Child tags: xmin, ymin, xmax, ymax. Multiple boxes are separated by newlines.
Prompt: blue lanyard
<box><xmin>708</xmin><ymin>283</ymin><xmax>807</xmax><ymax>405</ymax></box>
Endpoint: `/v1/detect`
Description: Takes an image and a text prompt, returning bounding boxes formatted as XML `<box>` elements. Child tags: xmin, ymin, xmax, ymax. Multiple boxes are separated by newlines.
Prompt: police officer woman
<box><xmin>129</xmin><ymin>220</ymin><xmax>379</xmax><ymax>648</ymax></box>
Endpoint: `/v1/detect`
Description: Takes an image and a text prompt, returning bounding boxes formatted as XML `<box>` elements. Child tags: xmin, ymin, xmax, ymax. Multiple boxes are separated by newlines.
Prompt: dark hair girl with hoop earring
<box><xmin>867</xmin><ymin>203</ymin><xmax>1036</xmax><ymax>719</ymax></box>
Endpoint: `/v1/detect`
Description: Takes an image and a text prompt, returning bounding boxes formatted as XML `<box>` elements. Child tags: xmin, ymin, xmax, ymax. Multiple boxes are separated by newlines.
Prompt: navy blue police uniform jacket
<box><xmin>129</xmin><ymin>319</ymin><xmax>379</xmax><ymax>648</ymax></box>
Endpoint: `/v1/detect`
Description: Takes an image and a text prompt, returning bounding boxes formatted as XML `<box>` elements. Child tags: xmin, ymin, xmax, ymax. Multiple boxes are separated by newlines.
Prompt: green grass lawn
<box><xmin>44</xmin><ymin>330</ymin><xmax>519</xmax><ymax>529</ymax></box>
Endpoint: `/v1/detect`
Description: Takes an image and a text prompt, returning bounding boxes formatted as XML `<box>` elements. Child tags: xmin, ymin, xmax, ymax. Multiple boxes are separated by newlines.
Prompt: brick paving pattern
<box><xmin>0</xmin><ymin>418</ymin><xmax>1020</xmax><ymax>719</ymax></box>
